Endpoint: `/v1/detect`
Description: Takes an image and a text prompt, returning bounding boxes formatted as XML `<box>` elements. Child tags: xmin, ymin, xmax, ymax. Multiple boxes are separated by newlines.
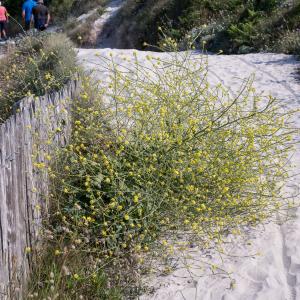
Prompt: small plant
<box><xmin>274</xmin><ymin>29</ymin><xmax>300</xmax><ymax>55</ymax></box>
<box><xmin>27</xmin><ymin>242</ymin><xmax>121</xmax><ymax>299</ymax></box>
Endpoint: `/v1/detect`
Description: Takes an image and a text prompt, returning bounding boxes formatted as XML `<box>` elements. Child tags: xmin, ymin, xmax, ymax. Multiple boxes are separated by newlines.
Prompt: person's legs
<box><xmin>0</xmin><ymin>23</ymin><xmax>7</xmax><ymax>39</ymax></box>
<box><xmin>35</xmin><ymin>19</ymin><xmax>46</xmax><ymax>31</ymax></box>
<box><xmin>0</xmin><ymin>22</ymin><xmax>4</xmax><ymax>39</ymax></box>
<box><xmin>34</xmin><ymin>19</ymin><xmax>38</xmax><ymax>29</ymax></box>
<box><xmin>25</xmin><ymin>20</ymin><xmax>31</xmax><ymax>31</ymax></box>
<box><xmin>2</xmin><ymin>21</ymin><xmax>7</xmax><ymax>38</ymax></box>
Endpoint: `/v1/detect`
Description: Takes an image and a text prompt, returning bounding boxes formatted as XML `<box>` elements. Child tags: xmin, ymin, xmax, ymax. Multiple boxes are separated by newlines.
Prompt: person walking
<box><xmin>0</xmin><ymin>1</ymin><xmax>8</xmax><ymax>41</ymax></box>
<box><xmin>22</xmin><ymin>0</ymin><xmax>37</xmax><ymax>31</ymax></box>
<box><xmin>33</xmin><ymin>0</ymin><xmax>50</xmax><ymax>31</ymax></box>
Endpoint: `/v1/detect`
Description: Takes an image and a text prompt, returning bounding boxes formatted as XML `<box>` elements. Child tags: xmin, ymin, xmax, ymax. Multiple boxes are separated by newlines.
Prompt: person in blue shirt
<box><xmin>22</xmin><ymin>0</ymin><xmax>37</xmax><ymax>31</ymax></box>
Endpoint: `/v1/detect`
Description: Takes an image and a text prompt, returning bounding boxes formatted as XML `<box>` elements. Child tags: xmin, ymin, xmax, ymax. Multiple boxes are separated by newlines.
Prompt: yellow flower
<box><xmin>133</xmin><ymin>195</ymin><xmax>139</xmax><ymax>203</ymax></box>
<box><xmin>223</xmin><ymin>187</ymin><xmax>229</xmax><ymax>193</ymax></box>
<box><xmin>124</xmin><ymin>214</ymin><xmax>130</xmax><ymax>221</ymax></box>
<box><xmin>109</xmin><ymin>202</ymin><xmax>116</xmax><ymax>209</ymax></box>
<box><xmin>173</xmin><ymin>169</ymin><xmax>180</xmax><ymax>176</ymax></box>
<box><xmin>73</xmin><ymin>273</ymin><xmax>80</xmax><ymax>280</ymax></box>
<box><xmin>45</xmin><ymin>73</ymin><xmax>52</xmax><ymax>80</ymax></box>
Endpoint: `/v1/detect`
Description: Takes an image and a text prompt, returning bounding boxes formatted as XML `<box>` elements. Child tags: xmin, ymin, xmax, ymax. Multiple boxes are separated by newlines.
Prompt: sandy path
<box><xmin>77</xmin><ymin>48</ymin><xmax>300</xmax><ymax>300</ymax></box>
<box><xmin>88</xmin><ymin>0</ymin><xmax>125</xmax><ymax>47</ymax></box>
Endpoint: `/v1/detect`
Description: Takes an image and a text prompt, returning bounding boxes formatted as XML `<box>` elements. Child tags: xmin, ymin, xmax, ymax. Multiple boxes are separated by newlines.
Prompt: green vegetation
<box><xmin>27</xmin><ymin>244</ymin><xmax>121</xmax><ymax>299</ymax></box>
<box><xmin>0</xmin><ymin>33</ymin><xmax>76</xmax><ymax>123</ymax></box>
<box><xmin>49</xmin><ymin>0</ymin><xmax>107</xmax><ymax>20</ymax></box>
<box><xmin>116</xmin><ymin>0</ymin><xmax>300</xmax><ymax>54</ymax></box>
<box><xmin>4</xmin><ymin>0</ymin><xmax>299</xmax><ymax>53</ymax></box>
<box><xmin>27</xmin><ymin>51</ymin><xmax>296</xmax><ymax>298</ymax></box>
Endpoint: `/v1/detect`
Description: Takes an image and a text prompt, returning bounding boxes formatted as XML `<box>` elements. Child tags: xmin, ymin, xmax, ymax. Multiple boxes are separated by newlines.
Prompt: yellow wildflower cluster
<box><xmin>38</xmin><ymin>51</ymin><xmax>296</xmax><ymax>297</ymax></box>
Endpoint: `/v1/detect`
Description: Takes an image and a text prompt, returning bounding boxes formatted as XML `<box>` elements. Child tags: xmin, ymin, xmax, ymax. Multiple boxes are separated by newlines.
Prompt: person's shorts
<box><xmin>25</xmin><ymin>20</ymin><xmax>31</xmax><ymax>31</ymax></box>
<box><xmin>35</xmin><ymin>19</ymin><xmax>47</xmax><ymax>31</ymax></box>
<box><xmin>0</xmin><ymin>21</ymin><xmax>7</xmax><ymax>32</ymax></box>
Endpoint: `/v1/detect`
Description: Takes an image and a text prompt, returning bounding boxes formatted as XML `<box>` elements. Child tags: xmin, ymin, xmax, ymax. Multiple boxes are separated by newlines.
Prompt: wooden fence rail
<box><xmin>0</xmin><ymin>80</ymin><xmax>79</xmax><ymax>299</ymax></box>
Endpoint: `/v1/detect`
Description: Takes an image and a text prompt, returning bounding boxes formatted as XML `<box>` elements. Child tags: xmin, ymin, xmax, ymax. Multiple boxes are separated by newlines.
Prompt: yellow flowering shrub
<box><xmin>36</xmin><ymin>51</ymin><xmax>296</xmax><ymax>297</ymax></box>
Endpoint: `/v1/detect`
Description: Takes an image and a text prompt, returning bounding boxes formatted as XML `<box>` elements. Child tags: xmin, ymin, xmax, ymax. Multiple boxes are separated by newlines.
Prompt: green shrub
<box><xmin>274</xmin><ymin>30</ymin><xmax>300</xmax><ymax>55</ymax></box>
<box><xmin>0</xmin><ymin>33</ymin><xmax>76</xmax><ymax>123</ymax></box>
<box><xmin>30</xmin><ymin>51</ymin><xmax>296</xmax><ymax>297</ymax></box>
<box><xmin>253</xmin><ymin>0</ymin><xmax>280</xmax><ymax>12</ymax></box>
<box><xmin>228</xmin><ymin>10</ymin><xmax>261</xmax><ymax>46</ymax></box>
<box><xmin>50</xmin><ymin>0</ymin><xmax>107</xmax><ymax>20</ymax></box>
<box><xmin>115</xmin><ymin>0</ymin><xmax>247</xmax><ymax>49</ymax></box>
<box><xmin>114</xmin><ymin>0</ymin><xmax>300</xmax><ymax>54</ymax></box>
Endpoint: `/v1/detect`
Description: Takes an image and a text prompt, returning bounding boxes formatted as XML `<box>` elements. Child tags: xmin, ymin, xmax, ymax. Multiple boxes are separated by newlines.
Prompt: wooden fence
<box><xmin>0</xmin><ymin>80</ymin><xmax>79</xmax><ymax>299</ymax></box>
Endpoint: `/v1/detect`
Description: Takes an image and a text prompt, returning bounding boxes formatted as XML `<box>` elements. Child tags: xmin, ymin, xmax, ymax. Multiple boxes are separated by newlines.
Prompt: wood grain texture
<box><xmin>0</xmin><ymin>80</ymin><xmax>79</xmax><ymax>299</ymax></box>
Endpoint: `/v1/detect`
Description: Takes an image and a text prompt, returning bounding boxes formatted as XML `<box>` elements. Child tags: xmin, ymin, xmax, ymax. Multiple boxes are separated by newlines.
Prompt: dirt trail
<box><xmin>88</xmin><ymin>0</ymin><xmax>125</xmax><ymax>47</ymax></box>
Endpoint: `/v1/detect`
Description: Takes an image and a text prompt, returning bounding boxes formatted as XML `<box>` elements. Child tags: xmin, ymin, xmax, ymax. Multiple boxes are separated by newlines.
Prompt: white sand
<box><xmin>77</xmin><ymin>48</ymin><xmax>300</xmax><ymax>300</ymax></box>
